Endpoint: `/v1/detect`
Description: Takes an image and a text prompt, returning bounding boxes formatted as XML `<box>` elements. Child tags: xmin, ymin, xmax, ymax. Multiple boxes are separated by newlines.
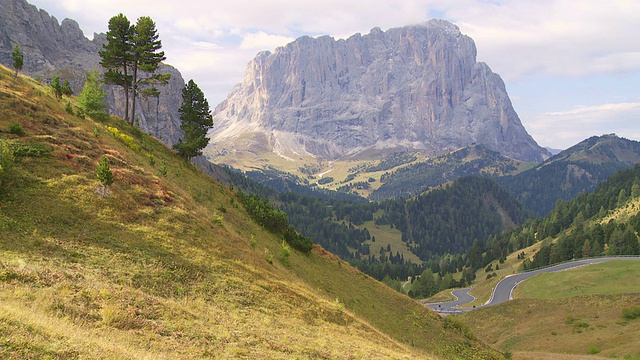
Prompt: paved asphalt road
<box><xmin>424</xmin><ymin>288</ymin><xmax>475</xmax><ymax>313</ymax></box>
<box><xmin>426</xmin><ymin>256</ymin><xmax>639</xmax><ymax>313</ymax></box>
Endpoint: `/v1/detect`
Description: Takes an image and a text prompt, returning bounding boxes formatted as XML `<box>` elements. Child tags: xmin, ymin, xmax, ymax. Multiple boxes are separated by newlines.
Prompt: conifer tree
<box><xmin>173</xmin><ymin>80</ymin><xmax>213</xmax><ymax>160</ymax></box>
<box><xmin>99</xmin><ymin>14</ymin><xmax>167</xmax><ymax>125</ymax></box>
<box><xmin>51</xmin><ymin>75</ymin><xmax>62</xmax><ymax>99</ymax></box>
<box><xmin>61</xmin><ymin>79</ymin><xmax>73</xmax><ymax>97</ymax></box>
<box><xmin>78</xmin><ymin>70</ymin><xmax>107</xmax><ymax>120</ymax></box>
<box><xmin>99</xmin><ymin>13</ymin><xmax>134</xmax><ymax>123</ymax></box>
<box><xmin>96</xmin><ymin>155</ymin><xmax>114</xmax><ymax>197</ymax></box>
<box><xmin>130</xmin><ymin>16</ymin><xmax>167</xmax><ymax>123</ymax></box>
<box><xmin>11</xmin><ymin>44</ymin><xmax>23</xmax><ymax>79</ymax></box>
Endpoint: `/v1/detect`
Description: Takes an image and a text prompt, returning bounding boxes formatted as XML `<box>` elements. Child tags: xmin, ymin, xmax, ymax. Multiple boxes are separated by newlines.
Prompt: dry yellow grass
<box><xmin>0</xmin><ymin>64</ymin><xmax>502</xmax><ymax>359</ymax></box>
<box><xmin>461</xmin><ymin>295</ymin><xmax>640</xmax><ymax>359</ymax></box>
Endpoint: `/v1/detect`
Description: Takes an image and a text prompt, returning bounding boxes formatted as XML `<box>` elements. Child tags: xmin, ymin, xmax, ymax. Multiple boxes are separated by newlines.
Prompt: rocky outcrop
<box><xmin>209</xmin><ymin>20</ymin><xmax>549</xmax><ymax>162</ymax></box>
<box><xmin>0</xmin><ymin>0</ymin><xmax>184</xmax><ymax>147</ymax></box>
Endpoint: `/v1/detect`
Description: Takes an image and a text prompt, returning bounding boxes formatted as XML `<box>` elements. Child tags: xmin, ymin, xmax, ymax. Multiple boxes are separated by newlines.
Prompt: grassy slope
<box><xmin>516</xmin><ymin>260</ymin><xmax>640</xmax><ymax>299</ymax></box>
<box><xmin>459</xmin><ymin>261</ymin><xmax>640</xmax><ymax>359</ymax></box>
<box><xmin>0</xmin><ymin>66</ymin><xmax>502</xmax><ymax>359</ymax></box>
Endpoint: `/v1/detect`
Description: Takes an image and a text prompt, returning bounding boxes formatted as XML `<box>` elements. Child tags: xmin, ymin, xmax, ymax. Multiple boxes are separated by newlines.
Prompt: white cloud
<box><xmin>445</xmin><ymin>0</ymin><xmax>640</xmax><ymax>81</ymax></box>
<box><xmin>239</xmin><ymin>32</ymin><xmax>294</xmax><ymax>51</ymax></box>
<box><xmin>526</xmin><ymin>102</ymin><xmax>640</xmax><ymax>149</ymax></box>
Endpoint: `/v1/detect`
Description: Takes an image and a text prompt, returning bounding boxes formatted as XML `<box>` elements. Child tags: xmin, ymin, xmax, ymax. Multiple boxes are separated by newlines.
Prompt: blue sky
<box><xmin>27</xmin><ymin>0</ymin><xmax>640</xmax><ymax>150</ymax></box>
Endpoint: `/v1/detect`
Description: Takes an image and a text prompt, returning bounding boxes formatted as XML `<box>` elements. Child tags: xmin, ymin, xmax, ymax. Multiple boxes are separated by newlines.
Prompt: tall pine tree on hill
<box><xmin>130</xmin><ymin>16</ymin><xmax>167</xmax><ymax>124</ymax></box>
<box><xmin>11</xmin><ymin>44</ymin><xmax>23</xmax><ymax>79</ymax></box>
<box><xmin>99</xmin><ymin>14</ymin><xmax>134</xmax><ymax>123</ymax></box>
<box><xmin>99</xmin><ymin>14</ymin><xmax>167</xmax><ymax>125</ymax></box>
<box><xmin>173</xmin><ymin>80</ymin><xmax>213</xmax><ymax>160</ymax></box>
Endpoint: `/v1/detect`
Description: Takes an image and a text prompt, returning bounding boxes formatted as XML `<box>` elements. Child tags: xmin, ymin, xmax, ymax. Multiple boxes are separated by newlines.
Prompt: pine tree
<box><xmin>11</xmin><ymin>44</ymin><xmax>24</xmax><ymax>79</ymax></box>
<box><xmin>173</xmin><ymin>80</ymin><xmax>213</xmax><ymax>160</ymax></box>
<box><xmin>96</xmin><ymin>155</ymin><xmax>114</xmax><ymax>197</ymax></box>
<box><xmin>130</xmin><ymin>16</ymin><xmax>167</xmax><ymax>123</ymax></box>
<box><xmin>99</xmin><ymin>14</ymin><xmax>134</xmax><ymax>123</ymax></box>
<box><xmin>61</xmin><ymin>79</ymin><xmax>73</xmax><ymax>97</ymax></box>
<box><xmin>581</xmin><ymin>239</ymin><xmax>591</xmax><ymax>258</ymax></box>
<box><xmin>78</xmin><ymin>70</ymin><xmax>107</xmax><ymax>120</ymax></box>
<box><xmin>51</xmin><ymin>75</ymin><xmax>62</xmax><ymax>99</ymax></box>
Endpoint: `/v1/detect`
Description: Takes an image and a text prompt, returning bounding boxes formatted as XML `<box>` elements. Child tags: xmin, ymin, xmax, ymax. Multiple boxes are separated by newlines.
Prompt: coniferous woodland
<box><xmin>485</xmin><ymin>163</ymin><xmax>640</xmax><ymax>271</ymax></box>
<box><xmin>222</xmin><ymin>160</ymin><xmax>640</xmax><ymax>299</ymax></box>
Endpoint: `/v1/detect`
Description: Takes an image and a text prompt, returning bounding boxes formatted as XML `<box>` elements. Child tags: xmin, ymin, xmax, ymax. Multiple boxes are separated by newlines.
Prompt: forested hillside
<box><xmin>497</xmin><ymin>134</ymin><xmax>640</xmax><ymax>216</ymax></box>
<box><xmin>271</xmin><ymin>175</ymin><xmax>532</xmax><ymax>297</ymax></box>
<box><xmin>480</xmin><ymin>162</ymin><xmax>640</xmax><ymax>272</ymax></box>
<box><xmin>370</xmin><ymin>145</ymin><xmax>520</xmax><ymax>200</ymax></box>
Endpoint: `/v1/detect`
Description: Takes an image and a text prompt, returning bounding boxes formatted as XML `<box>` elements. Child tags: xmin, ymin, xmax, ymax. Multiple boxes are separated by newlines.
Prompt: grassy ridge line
<box><xmin>0</xmin><ymin>65</ymin><xmax>501</xmax><ymax>359</ymax></box>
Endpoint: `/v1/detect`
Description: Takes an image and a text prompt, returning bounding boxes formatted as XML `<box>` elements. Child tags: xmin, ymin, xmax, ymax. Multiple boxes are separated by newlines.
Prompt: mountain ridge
<box><xmin>207</xmin><ymin>20</ymin><xmax>550</xmax><ymax>164</ymax></box>
<box><xmin>497</xmin><ymin>134</ymin><xmax>640</xmax><ymax>216</ymax></box>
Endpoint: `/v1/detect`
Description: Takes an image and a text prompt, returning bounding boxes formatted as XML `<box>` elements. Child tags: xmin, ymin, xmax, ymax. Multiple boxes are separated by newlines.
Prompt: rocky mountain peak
<box><xmin>208</xmin><ymin>20</ymin><xmax>549</xmax><ymax>163</ymax></box>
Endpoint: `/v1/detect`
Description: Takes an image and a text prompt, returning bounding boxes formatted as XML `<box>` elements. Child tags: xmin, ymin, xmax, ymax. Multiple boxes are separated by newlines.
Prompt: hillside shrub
<box><xmin>105</xmin><ymin>126</ymin><xmax>139</xmax><ymax>151</ymax></box>
<box><xmin>158</xmin><ymin>158</ymin><xmax>167</xmax><ymax>177</ymax></box>
<box><xmin>443</xmin><ymin>316</ymin><xmax>476</xmax><ymax>341</ymax></box>
<box><xmin>284</xmin><ymin>226</ymin><xmax>313</xmax><ymax>253</ymax></box>
<box><xmin>237</xmin><ymin>191</ymin><xmax>313</xmax><ymax>253</ymax></box>
<box><xmin>317</xmin><ymin>177</ymin><xmax>333</xmax><ymax>185</ymax></box>
<box><xmin>9</xmin><ymin>142</ymin><xmax>51</xmax><ymax>157</ymax></box>
<box><xmin>95</xmin><ymin>155</ymin><xmax>114</xmax><ymax>198</ymax></box>
<box><xmin>9</xmin><ymin>123</ymin><xmax>25</xmax><ymax>136</ymax></box>
<box><xmin>622</xmin><ymin>305</ymin><xmax>640</xmax><ymax>320</ymax></box>
<box><xmin>65</xmin><ymin>101</ymin><xmax>74</xmax><ymax>114</ymax></box>
<box><xmin>278</xmin><ymin>241</ymin><xmax>291</xmax><ymax>267</ymax></box>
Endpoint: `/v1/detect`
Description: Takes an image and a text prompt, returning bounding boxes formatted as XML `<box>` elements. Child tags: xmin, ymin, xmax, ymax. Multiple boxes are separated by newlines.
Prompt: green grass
<box><xmin>0</xmin><ymin>64</ymin><xmax>503</xmax><ymax>359</ymax></box>
<box><xmin>461</xmin><ymin>294</ymin><xmax>640</xmax><ymax>359</ymax></box>
<box><xmin>362</xmin><ymin>213</ymin><xmax>423</xmax><ymax>265</ymax></box>
<box><xmin>516</xmin><ymin>261</ymin><xmax>640</xmax><ymax>299</ymax></box>
<box><xmin>459</xmin><ymin>260</ymin><xmax>640</xmax><ymax>359</ymax></box>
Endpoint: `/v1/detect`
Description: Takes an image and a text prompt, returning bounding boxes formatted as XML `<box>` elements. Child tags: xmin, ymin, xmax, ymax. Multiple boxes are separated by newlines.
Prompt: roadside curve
<box><xmin>426</xmin><ymin>256</ymin><xmax>640</xmax><ymax>313</ymax></box>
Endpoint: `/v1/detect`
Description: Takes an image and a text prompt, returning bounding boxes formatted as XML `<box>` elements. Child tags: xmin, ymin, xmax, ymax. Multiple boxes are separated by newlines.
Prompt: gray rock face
<box><xmin>0</xmin><ymin>0</ymin><xmax>184</xmax><ymax>147</ymax></box>
<box><xmin>209</xmin><ymin>20</ymin><xmax>549</xmax><ymax>162</ymax></box>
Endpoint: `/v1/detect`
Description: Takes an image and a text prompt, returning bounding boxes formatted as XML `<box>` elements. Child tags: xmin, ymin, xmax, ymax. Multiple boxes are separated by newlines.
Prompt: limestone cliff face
<box><xmin>209</xmin><ymin>20</ymin><xmax>548</xmax><ymax>162</ymax></box>
<box><xmin>0</xmin><ymin>0</ymin><xmax>184</xmax><ymax>147</ymax></box>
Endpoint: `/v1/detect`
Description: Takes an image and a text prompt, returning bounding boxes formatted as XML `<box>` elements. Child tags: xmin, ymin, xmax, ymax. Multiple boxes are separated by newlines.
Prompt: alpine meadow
<box><xmin>1</xmin><ymin>1</ymin><xmax>640</xmax><ymax>359</ymax></box>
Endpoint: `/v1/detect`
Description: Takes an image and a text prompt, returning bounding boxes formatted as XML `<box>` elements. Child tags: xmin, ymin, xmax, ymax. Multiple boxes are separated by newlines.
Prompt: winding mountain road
<box><xmin>426</xmin><ymin>256</ymin><xmax>640</xmax><ymax>313</ymax></box>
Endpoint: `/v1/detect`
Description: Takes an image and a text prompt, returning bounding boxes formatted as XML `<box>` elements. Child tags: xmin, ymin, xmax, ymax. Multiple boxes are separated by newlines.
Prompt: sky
<box><xmin>27</xmin><ymin>0</ymin><xmax>640</xmax><ymax>150</ymax></box>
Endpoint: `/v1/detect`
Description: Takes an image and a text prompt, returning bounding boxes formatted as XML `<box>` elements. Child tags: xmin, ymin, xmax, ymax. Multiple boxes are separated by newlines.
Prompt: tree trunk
<box><xmin>123</xmin><ymin>65</ymin><xmax>130</xmax><ymax>124</ymax></box>
<box><xmin>131</xmin><ymin>65</ymin><xmax>138</xmax><ymax>125</ymax></box>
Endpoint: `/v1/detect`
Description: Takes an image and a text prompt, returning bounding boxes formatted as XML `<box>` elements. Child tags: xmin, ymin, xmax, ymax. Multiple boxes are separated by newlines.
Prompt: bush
<box><xmin>443</xmin><ymin>316</ymin><xmax>476</xmax><ymax>341</ymax></box>
<box><xmin>105</xmin><ymin>126</ymin><xmax>139</xmax><ymax>151</ymax></box>
<box><xmin>238</xmin><ymin>191</ymin><xmax>313</xmax><ymax>253</ymax></box>
<box><xmin>9</xmin><ymin>123</ymin><xmax>25</xmax><ymax>136</ymax></box>
<box><xmin>9</xmin><ymin>142</ymin><xmax>50</xmax><ymax>157</ymax></box>
<box><xmin>588</xmin><ymin>345</ymin><xmax>600</xmax><ymax>354</ymax></box>
<box><xmin>65</xmin><ymin>101</ymin><xmax>74</xmax><ymax>114</ymax></box>
<box><xmin>158</xmin><ymin>158</ymin><xmax>167</xmax><ymax>177</ymax></box>
<box><xmin>317</xmin><ymin>177</ymin><xmax>333</xmax><ymax>185</ymax></box>
<box><xmin>95</xmin><ymin>156</ymin><xmax>113</xmax><ymax>198</ymax></box>
<box><xmin>278</xmin><ymin>241</ymin><xmax>291</xmax><ymax>267</ymax></box>
<box><xmin>623</xmin><ymin>305</ymin><xmax>640</xmax><ymax>320</ymax></box>
<box><xmin>284</xmin><ymin>225</ymin><xmax>313</xmax><ymax>253</ymax></box>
